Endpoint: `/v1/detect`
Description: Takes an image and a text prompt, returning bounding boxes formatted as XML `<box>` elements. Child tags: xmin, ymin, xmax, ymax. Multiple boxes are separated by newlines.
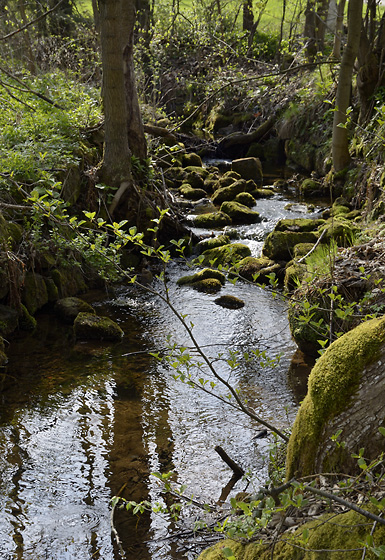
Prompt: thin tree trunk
<box><xmin>332</xmin><ymin>0</ymin><xmax>346</xmax><ymax>60</ymax></box>
<box><xmin>332</xmin><ymin>0</ymin><xmax>363</xmax><ymax>173</ymax></box>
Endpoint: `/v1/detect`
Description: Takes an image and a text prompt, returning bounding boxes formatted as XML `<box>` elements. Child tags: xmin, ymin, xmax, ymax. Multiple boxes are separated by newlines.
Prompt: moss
<box><xmin>193</xmin><ymin>212</ymin><xmax>232</xmax><ymax>228</ymax></box>
<box><xmin>183</xmin><ymin>165</ymin><xmax>209</xmax><ymax>178</ymax></box>
<box><xmin>179</xmin><ymin>183</ymin><xmax>207</xmax><ymax>200</ymax></box>
<box><xmin>181</xmin><ymin>152</ymin><xmax>202</xmax><ymax>167</ymax></box>
<box><xmin>331</xmin><ymin>204</ymin><xmax>350</xmax><ymax>217</ymax></box>
<box><xmin>74</xmin><ymin>312</ymin><xmax>124</xmax><ymax>341</ymax></box>
<box><xmin>191</xmin><ymin>278</ymin><xmax>223</xmax><ymax>293</ymax></box>
<box><xmin>211</xmin><ymin>179</ymin><xmax>250</xmax><ymax>205</ymax></box>
<box><xmin>275</xmin><ymin>218</ymin><xmax>325</xmax><ymax>233</ymax></box>
<box><xmin>197</xmin><ymin>235</ymin><xmax>231</xmax><ymax>254</ymax></box>
<box><xmin>231</xmin><ymin>157</ymin><xmax>263</xmax><ymax>184</ymax></box>
<box><xmin>284</xmin><ymin>262</ymin><xmax>307</xmax><ymax>292</ymax></box>
<box><xmin>185</xmin><ymin>170</ymin><xmax>205</xmax><ymax>189</ymax></box>
<box><xmin>300</xmin><ymin>178</ymin><xmax>322</xmax><ymax>197</ymax></box>
<box><xmin>45</xmin><ymin>278</ymin><xmax>59</xmax><ymax>301</ymax></box>
<box><xmin>318</xmin><ymin>217</ymin><xmax>359</xmax><ymax>246</ymax></box>
<box><xmin>18</xmin><ymin>304</ymin><xmax>37</xmax><ymax>331</ymax></box>
<box><xmin>293</xmin><ymin>243</ymin><xmax>314</xmax><ymax>258</ymax></box>
<box><xmin>55</xmin><ymin>296</ymin><xmax>96</xmax><ymax>324</ymax></box>
<box><xmin>249</xmin><ymin>188</ymin><xmax>275</xmax><ymax>198</ymax></box>
<box><xmin>214</xmin><ymin>295</ymin><xmax>245</xmax><ymax>309</ymax></box>
<box><xmin>177</xmin><ymin>268</ymin><xmax>226</xmax><ymax>286</ymax></box>
<box><xmin>51</xmin><ymin>266</ymin><xmax>87</xmax><ymax>297</ymax></box>
<box><xmin>220</xmin><ymin>201</ymin><xmax>261</xmax><ymax>224</ymax></box>
<box><xmin>22</xmin><ymin>272</ymin><xmax>49</xmax><ymax>314</ymax></box>
<box><xmin>230</xmin><ymin>256</ymin><xmax>278</xmax><ymax>282</ymax></box>
<box><xmin>198</xmin><ymin>243</ymin><xmax>252</xmax><ymax>267</ymax></box>
<box><xmin>286</xmin><ymin>316</ymin><xmax>385</xmax><ymax>478</ymax></box>
<box><xmin>262</xmin><ymin>231</ymin><xmax>318</xmax><ymax>262</ymax></box>
<box><xmin>234</xmin><ymin>192</ymin><xmax>256</xmax><ymax>207</ymax></box>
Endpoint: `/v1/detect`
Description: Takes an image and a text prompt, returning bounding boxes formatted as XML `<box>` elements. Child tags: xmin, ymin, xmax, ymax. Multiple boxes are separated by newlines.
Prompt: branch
<box><xmin>0</xmin><ymin>65</ymin><xmax>64</xmax><ymax>109</ymax></box>
<box><xmin>0</xmin><ymin>0</ymin><xmax>65</xmax><ymax>41</ymax></box>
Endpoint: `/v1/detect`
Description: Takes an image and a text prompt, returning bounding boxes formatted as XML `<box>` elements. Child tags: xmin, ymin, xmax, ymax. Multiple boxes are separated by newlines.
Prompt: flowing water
<box><xmin>0</xmin><ymin>186</ymin><xmax>324</xmax><ymax>560</ymax></box>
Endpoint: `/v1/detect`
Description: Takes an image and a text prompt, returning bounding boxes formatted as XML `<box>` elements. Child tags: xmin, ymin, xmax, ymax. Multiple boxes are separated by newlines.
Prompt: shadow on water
<box><xmin>0</xmin><ymin>182</ymin><xmax>325</xmax><ymax>560</ymax></box>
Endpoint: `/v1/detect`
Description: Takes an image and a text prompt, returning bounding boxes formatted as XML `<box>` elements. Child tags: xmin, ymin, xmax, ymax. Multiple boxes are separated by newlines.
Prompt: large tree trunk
<box><xmin>99</xmin><ymin>0</ymin><xmax>132</xmax><ymax>187</ymax></box>
<box><xmin>122</xmin><ymin>0</ymin><xmax>147</xmax><ymax>160</ymax></box>
<box><xmin>332</xmin><ymin>0</ymin><xmax>363</xmax><ymax>173</ymax></box>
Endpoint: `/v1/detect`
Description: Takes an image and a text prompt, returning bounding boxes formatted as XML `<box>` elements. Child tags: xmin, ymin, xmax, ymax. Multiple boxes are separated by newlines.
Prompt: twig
<box><xmin>0</xmin><ymin>0</ymin><xmax>65</xmax><ymax>41</ymax></box>
<box><xmin>297</xmin><ymin>228</ymin><xmax>327</xmax><ymax>263</ymax></box>
<box><xmin>0</xmin><ymin>64</ymin><xmax>64</xmax><ymax>109</ymax></box>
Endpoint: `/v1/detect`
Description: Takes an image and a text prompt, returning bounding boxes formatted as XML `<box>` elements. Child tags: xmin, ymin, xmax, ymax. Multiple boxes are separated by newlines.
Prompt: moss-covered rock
<box><xmin>214</xmin><ymin>295</ymin><xmax>245</xmax><ymax>309</ymax></box>
<box><xmin>293</xmin><ymin>243</ymin><xmax>314</xmax><ymax>259</ymax></box>
<box><xmin>211</xmin><ymin>179</ymin><xmax>250</xmax><ymax>205</ymax></box>
<box><xmin>233</xmin><ymin>192</ymin><xmax>256</xmax><ymax>207</ymax></box>
<box><xmin>262</xmin><ymin>231</ymin><xmax>318</xmax><ymax>262</ymax></box>
<box><xmin>231</xmin><ymin>157</ymin><xmax>263</xmax><ymax>184</ymax></box>
<box><xmin>55</xmin><ymin>297</ymin><xmax>96</xmax><ymax>324</ymax></box>
<box><xmin>190</xmin><ymin>278</ymin><xmax>223</xmax><ymax>293</ymax></box>
<box><xmin>163</xmin><ymin>166</ymin><xmax>187</xmax><ymax>188</ymax></box>
<box><xmin>284</xmin><ymin>261</ymin><xmax>307</xmax><ymax>292</ymax></box>
<box><xmin>181</xmin><ymin>152</ymin><xmax>202</xmax><ymax>167</ymax></box>
<box><xmin>177</xmin><ymin>268</ymin><xmax>226</xmax><ymax>286</ymax></box>
<box><xmin>196</xmin><ymin>235</ymin><xmax>231</xmax><ymax>254</ymax></box>
<box><xmin>179</xmin><ymin>183</ymin><xmax>207</xmax><ymax>200</ymax></box>
<box><xmin>275</xmin><ymin>218</ymin><xmax>325</xmax><ymax>232</ymax></box>
<box><xmin>249</xmin><ymin>188</ymin><xmax>275</xmax><ymax>198</ymax></box>
<box><xmin>193</xmin><ymin>212</ymin><xmax>232</xmax><ymax>228</ymax></box>
<box><xmin>198</xmin><ymin>243</ymin><xmax>252</xmax><ymax>267</ymax></box>
<box><xmin>74</xmin><ymin>312</ymin><xmax>124</xmax><ymax>341</ymax></box>
<box><xmin>286</xmin><ymin>316</ymin><xmax>385</xmax><ymax>478</ymax></box>
<box><xmin>300</xmin><ymin>177</ymin><xmax>323</xmax><ymax>197</ymax></box>
<box><xmin>18</xmin><ymin>304</ymin><xmax>37</xmax><ymax>331</ymax></box>
<box><xmin>230</xmin><ymin>256</ymin><xmax>280</xmax><ymax>283</ymax></box>
<box><xmin>183</xmin><ymin>165</ymin><xmax>209</xmax><ymax>178</ymax></box>
<box><xmin>318</xmin><ymin>217</ymin><xmax>359</xmax><ymax>246</ymax></box>
<box><xmin>51</xmin><ymin>266</ymin><xmax>87</xmax><ymax>297</ymax></box>
<box><xmin>0</xmin><ymin>304</ymin><xmax>18</xmax><ymax>335</ymax></box>
<box><xmin>185</xmin><ymin>170</ymin><xmax>205</xmax><ymax>189</ymax></box>
<box><xmin>220</xmin><ymin>201</ymin><xmax>261</xmax><ymax>224</ymax></box>
<box><xmin>198</xmin><ymin>507</ymin><xmax>385</xmax><ymax>559</ymax></box>
<box><xmin>22</xmin><ymin>272</ymin><xmax>49</xmax><ymax>314</ymax></box>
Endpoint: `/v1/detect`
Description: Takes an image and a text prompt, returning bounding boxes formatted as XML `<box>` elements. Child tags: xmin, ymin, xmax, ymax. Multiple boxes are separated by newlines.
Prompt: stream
<box><xmin>0</xmin><ymin>181</ymin><xmax>324</xmax><ymax>560</ymax></box>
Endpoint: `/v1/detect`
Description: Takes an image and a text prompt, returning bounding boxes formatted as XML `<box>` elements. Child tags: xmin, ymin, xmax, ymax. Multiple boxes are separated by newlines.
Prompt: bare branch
<box><xmin>0</xmin><ymin>0</ymin><xmax>66</xmax><ymax>41</ymax></box>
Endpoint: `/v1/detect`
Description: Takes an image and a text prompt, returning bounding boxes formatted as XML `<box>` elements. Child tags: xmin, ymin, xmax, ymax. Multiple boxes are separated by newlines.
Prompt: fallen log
<box><xmin>218</xmin><ymin>116</ymin><xmax>275</xmax><ymax>152</ymax></box>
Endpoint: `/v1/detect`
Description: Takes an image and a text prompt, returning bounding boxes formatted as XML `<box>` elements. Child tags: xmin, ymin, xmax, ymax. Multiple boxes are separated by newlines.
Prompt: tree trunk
<box><xmin>332</xmin><ymin>0</ymin><xmax>346</xmax><ymax>60</ymax></box>
<box><xmin>99</xmin><ymin>0</ymin><xmax>132</xmax><ymax>187</ymax></box>
<box><xmin>242</xmin><ymin>0</ymin><xmax>254</xmax><ymax>32</ymax></box>
<box><xmin>304</xmin><ymin>0</ymin><xmax>330</xmax><ymax>61</ymax></box>
<box><xmin>332</xmin><ymin>0</ymin><xmax>363</xmax><ymax>173</ymax></box>
<box><xmin>121</xmin><ymin>0</ymin><xmax>147</xmax><ymax>160</ymax></box>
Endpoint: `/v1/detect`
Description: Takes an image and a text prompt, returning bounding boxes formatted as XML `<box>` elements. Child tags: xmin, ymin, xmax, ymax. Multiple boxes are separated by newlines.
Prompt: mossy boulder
<box><xmin>189</xmin><ymin>278</ymin><xmax>223</xmax><ymax>293</ymax></box>
<box><xmin>183</xmin><ymin>165</ymin><xmax>209</xmax><ymax>178</ymax></box>
<box><xmin>185</xmin><ymin>171</ymin><xmax>205</xmax><ymax>189</ymax></box>
<box><xmin>284</xmin><ymin>261</ymin><xmax>307</xmax><ymax>292</ymax></box>
<box><xmin>293</xmin><ymin>243</ymin><xmax>314</xmax><ymax>259</ymax></box>
<box><xmin>318</xmin><ymin>217</ymin><xmax>359</xmax><ymax>246</ymax></box>
<box><xmin>177</xmin><ymin>268</ymin><xmax>226</xmax><ymax>286</ymax></box>
<box><xmin>230</xmin><ymin>256</ymin><xmax>280</xmax><ymax>283</ymax></box>
<box><xmin>233</xmin><ymin>192</ymin><xmax>256</xmax><ymax>207</ymax></box>
<box><xmin>198</xmin><ymin>508</ymin><xmax>385</xmax><ymax>559</ymax></box>
<box><xmin>262</xmin><ymin>231</ymin><xmax>318</xmax><ymax>262</ymax></box>
<box><xmin>163</xmin><ymin>166</ymin><xmax>187</xmax><ymax>187</ymax></box>
<box><xmin>196</xmin><ymin>235</ymin><xmax>231</xmax><ymax>254</ymax></box>
<box><xmin>51</xmin><ymin>266</ymin><xmax>87</xmax><ymax>297</ymax></box>
<box><xmin>179</xmin><ymin>183</ymin><xmax>207</xmax><ymax>200</ymax></box>
<box><xmin>249</xmin><ymin>188</ymin><xmax>275</xmax><ymax>198</ymax></box>
<box><xmin>55</xmin><ymin>297</ymin><xmax>96</xmax><ymax>324</ymax></box>
<box><xmin>231</xmin><ymin>157</ymin><xmax>263</xmax><ymax>184</ymax></box>
<box><xmin>220</xmin><ymin>201</ymin><xmax>261</xmax><ymax>224</ymax></box>
<box><xmin>193</xmin><ymin>212</ymin><xmax>232</xmax><ymax>228</ymax></box>
<box><xmin>0</xmin><ymin>304</ymin><xmax>18</xmax><ymax>335</ymax></box>
<box><xmin>300</xmin><ymin>177</ymin><xmax>323</xmax><ymax>197</ymax></box>
<box><xmin>198</xmin><ymin>243</ymin><xmax>251</xmax><ymax>267</ymax></box>
<box><xmin>22</xmin><ymin>272</ymin><xmax>49</xmax><ymax>314</ymax></box>
<box><xmin>211</xmin><ymin>179</ymin><xmax>250</xmax><ymax>205</ymax></box>
<box><xmin>286</xmin><ymin>316</ymin><xmax>385</xmax><ymax>478</ymax></box>
<box><xmin>214</xmin><ymin>295</ymin><xmax>245</xmax><ymax>309</ymax></box>
<box><xmin>275</xmin><ymin>218</ymin><xmax>325</xmax><ymax>232</ymax></box>
<box><xmin>181</xmin><ymin>152</ymin><xmax>202</xmax><ymax>167</ymax></box>
<box><xmin>18</xmin><ymin>304</ymin><xmax>37</xmax><ymax>331</ymax></box>
<box><xmin>74</xmin><ymin>312</ymin><xmax>124</xmax><ymax>341</ymax></box>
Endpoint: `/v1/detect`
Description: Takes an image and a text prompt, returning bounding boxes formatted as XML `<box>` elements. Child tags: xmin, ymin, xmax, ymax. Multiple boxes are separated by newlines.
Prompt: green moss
<box><xmin>193</xmin><ymin>212</ymin><xmax>232</xmax><ymax>228</ymax></box>
<box><xmin>183</xmin><ymin>165</ymin><xmax>209</xmax><ymax>178</ymax></box>
<box><xmin>177</xmin><ymin>268</ymin><xmax>226</xmax><ymax>286</ymax></box>
<box><xmin>233</xmin><ymin>192</ymin><xmax>256</xmax><ymax>207</ymax></box>
<box><xmin>220</xmin><ymin>201</ymin><xmax>261</xmax><ymax>224</ymax></box>
<box><xmin>198</xmin><ymin>243</ymin><xmax>252</xmax><ymax>267</ymax></box>
<box><xmin>284</xmin><ymin>262</ymin><xmax>307</xmax><ymax>292</ymax></box>
<box><xmin>249</xmin><ymin>188</ymin><xmax>275</xmax><ymax>198</ymax></box>
<box><xmin>179</xmin><ymin>183</ymin><xmax>207</xmax><ymax>200</ymax></box>
<box><xmin>230</xmin><ymin>256</ymin><xmax>280</xmax><ymax>283</ymax></box>
<box><xmin>181</xmin><ymin>152</ymin><xmax>202</xmax><ymax>167</ymax></box>
<box><xmin>197</xmin><ymin>235</ymin><xmax>231</xmax><ymax>253</ymax></box>
<box><xmin>293</xmin><ymin>243</ymin><xmax>314</xmax><ymax>258</ymax></box>
<box><xmin>214</xmin><ymin>295</ymin><xmax>245</xmax><ymax>308</ymax></box>
<box><xmin>185</xmin><ymin>170</ymin><xmax>205</xmax><ymax>189</ymax></box>
<box><xmin>22</xmin><ymin>272</ymin><xmax>49</xmax><ymax>314</ymax></box>
<box><xmin>211</xmin><ymin>179</ymin><xmax>250</xmax><ymax>205</ymax></box>
<box><xmin>286</xmin><ymin>316</ymin><xmax>385</xmax><ymax>478</ymax></box>
<box><xmin>74</xmin><ymin>312</ymin><xmax>124</xmax><ymax>341</ymax></box>
<box><xmin>262</xmin><ymin>231</ymin><xmax>318</xmax><ymax>262</ymax></box>
<box><xmin>275</xmin><ymin>218</ymin><xmax>325</xmax><ymax>232</ymax></box>
<box><xmin>18</xmin><ymin>304</ymin><xmax>37</xmax><ymax>331</ymax></box>
<box><xmin>318</xmin><ymin>217</ymin><xmax>359</xmax><ymax>246</ymax></box>
<box><xmin>191</xmin><ymin>278</ymin><xmax>223</xmax><ymax>293</ymax></box>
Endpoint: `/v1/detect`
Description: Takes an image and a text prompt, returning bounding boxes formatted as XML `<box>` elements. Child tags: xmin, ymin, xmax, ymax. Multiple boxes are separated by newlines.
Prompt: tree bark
<box><xmin>332</xmin><ymin>0</ymin><xmax>363</xmax><ymax>173</ymax></box>
<box><xmin>99</xmin><ymin>0</ymin><xmax>132</xmax><ymax>187</ymax></box>
<box><xmin>242</xmin><ymin>0</ymin><xmax>254</xmax><ymax>32</ymax></box>
<box><xmin>332</xmin><ymin>0</ymin><xmax>346</xmax><ymax>60</ymax></box>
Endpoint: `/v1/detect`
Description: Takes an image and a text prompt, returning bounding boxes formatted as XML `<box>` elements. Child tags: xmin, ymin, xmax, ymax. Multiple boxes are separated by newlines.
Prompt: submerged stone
<box><xmin>214</xmin><ymin>295</ymin><xmax>245</xmax><ymax>309</ymax></box>
<box><xmin>55</xmin><ymin>297</ymin><xmax>95</xmax><ymax>324</ymax></box>
<box><xmin>74</xmin><ymin>312</ymin><xmax>124</xmax><ymax>341</ymax></box>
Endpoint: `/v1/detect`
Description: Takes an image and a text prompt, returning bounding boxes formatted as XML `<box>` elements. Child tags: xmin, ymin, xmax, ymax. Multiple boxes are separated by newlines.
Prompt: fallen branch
<box><xmin>215</xmin><ymin>445</ymin><xmax>245</xmax><ymax>478</ymax></box>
